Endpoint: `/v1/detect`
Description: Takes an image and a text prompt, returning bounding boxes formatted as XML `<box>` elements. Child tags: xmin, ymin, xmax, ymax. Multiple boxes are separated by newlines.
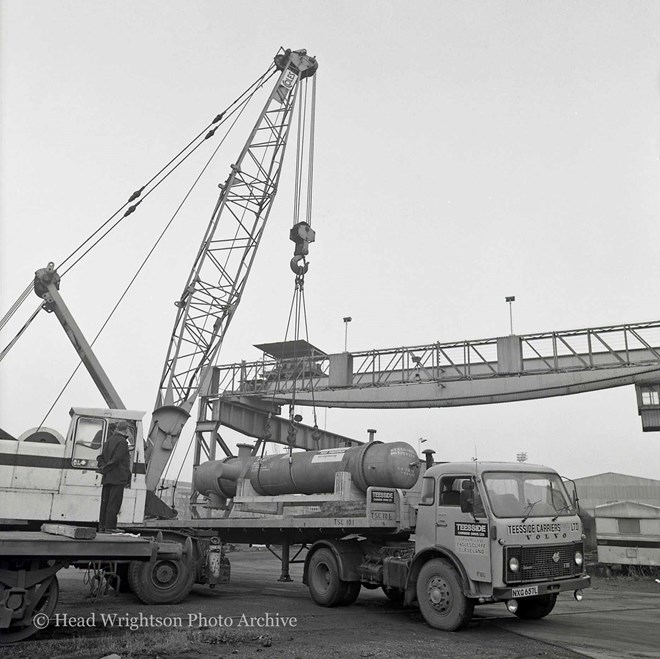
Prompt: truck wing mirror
<box><xmin>562</xmin><ymin>476</ymin><xmax>581</xmax><ymax>514</ymax></box>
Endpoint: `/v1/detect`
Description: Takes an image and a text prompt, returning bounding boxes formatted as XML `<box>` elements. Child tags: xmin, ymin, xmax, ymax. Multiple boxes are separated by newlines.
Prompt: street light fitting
<box><xmin>505</xmin><ymin>296</ymin><xmax>516</xmax><ymax>334</ymax></box>
<box><xmin>343</xmin><ymin>316</ymin><xmax>352</xmax><ymax>352</ymax></box>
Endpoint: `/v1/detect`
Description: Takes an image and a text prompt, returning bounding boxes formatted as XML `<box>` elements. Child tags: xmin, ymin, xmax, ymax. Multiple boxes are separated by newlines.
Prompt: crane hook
<box><xmin>290</xmin><ymin>254</ymin><xmax>309</xmax><ymax>276</ymax></box>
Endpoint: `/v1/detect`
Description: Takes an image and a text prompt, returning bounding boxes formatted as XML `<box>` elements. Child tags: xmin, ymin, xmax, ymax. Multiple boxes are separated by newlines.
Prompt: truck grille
<box><xmin>505</xmin><ymin>543</ymin><xmax>581</xmax><ymax>584</ymax></box>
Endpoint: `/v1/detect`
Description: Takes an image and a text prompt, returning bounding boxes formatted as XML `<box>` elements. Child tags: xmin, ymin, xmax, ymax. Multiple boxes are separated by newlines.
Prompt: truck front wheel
<box><xmin>513</xmin><ymin>593</ymin><xmax>557</xmax><ymax>619</ymax></box>
<box><xmin>308</xmin><ymin>548</ymin><xmax>348</xmax><ymax>607</ymax></box>
<box><xmin>416</xmin><ymin>558</ymin><xmax>474</xmax><ymax>631</ymax></box>
<box><xmin>341</xmin><ymin>581</ymin><xmax>361</xmax><ymax>606</ymax></box>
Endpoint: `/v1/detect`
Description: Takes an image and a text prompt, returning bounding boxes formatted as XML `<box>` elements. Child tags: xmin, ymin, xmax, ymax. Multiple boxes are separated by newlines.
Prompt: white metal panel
<box><xmin>51</xmin><ymin>492</ymin><xmax>100</xmax><ymax>522</ymax></box>
<box><xmin>0</xmin><ymin>439</ymin><xmax>19</xmax><ymax>488</ymax></box>
<box><xmin>118</xmin><ymin>489</ymin><xmax>138</xmax><ymax>524</ymax></box>
<box><xmin>2</xmin><ymin>490</ymin><xmax>55</xmax><ymax>520</ymax></box>
<box><xmin>597</xmin><ymin>544</ymin><xmax>660</xmax><ymax>566</ymax></box>
<box><xmin>12</xmin><ymin>442</ymin><xmax>65</xmax><ymax>490</ymax></box>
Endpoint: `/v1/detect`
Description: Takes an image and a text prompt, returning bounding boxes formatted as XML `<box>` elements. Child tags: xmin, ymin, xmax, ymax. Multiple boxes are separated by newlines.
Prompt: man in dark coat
<box><xmin>97</xmin><ymin>420</ymin><xmax>132</xmax><ymax>532</ymax></box>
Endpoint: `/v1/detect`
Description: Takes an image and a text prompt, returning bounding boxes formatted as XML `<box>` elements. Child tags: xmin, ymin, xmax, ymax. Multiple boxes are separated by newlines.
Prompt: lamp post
<box><xmin>343</xmin><ymin>316</ymin><xmax>352</xmax><ymax>352</ymax></box>
<box><xmin>505</xmin><ymin>296</ymin><xmax>515</xmax><ymax>335</ymax></box>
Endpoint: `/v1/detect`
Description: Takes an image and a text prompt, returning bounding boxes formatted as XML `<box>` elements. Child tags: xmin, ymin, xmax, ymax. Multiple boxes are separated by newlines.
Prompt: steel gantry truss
<box><xmin>198</xmin><ymin>320</ymin><xmax>660</xmax><ymax>439</ymax></box>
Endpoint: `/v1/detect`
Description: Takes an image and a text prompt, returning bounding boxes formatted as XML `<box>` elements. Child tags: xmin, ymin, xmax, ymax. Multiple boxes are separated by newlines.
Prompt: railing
<box><xmin>212</xmin><ymin>320</ymin><xmax>660</xmax><ymax>397</ymax></box>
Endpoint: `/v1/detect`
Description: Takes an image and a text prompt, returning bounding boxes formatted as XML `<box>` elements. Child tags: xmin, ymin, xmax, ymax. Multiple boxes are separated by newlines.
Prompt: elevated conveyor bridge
<box><xmin>198</xmin><ymin>320</ymin><xmax>660</xmax><ymax>451</ymax></box>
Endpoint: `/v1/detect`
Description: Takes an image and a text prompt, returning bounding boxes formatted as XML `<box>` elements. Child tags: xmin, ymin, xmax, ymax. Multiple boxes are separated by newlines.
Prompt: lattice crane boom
<box><xmin>145</xmin><ymin>48</ymin><xmax>318</xmax><ymax>491</ymax></box>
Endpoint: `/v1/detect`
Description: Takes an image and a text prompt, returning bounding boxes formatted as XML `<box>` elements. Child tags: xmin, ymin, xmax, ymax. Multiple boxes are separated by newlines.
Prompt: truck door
<box><xmin>435</xmin><ymin>474</ymin><xmax>492</xmax><ymax>584</ymax></box>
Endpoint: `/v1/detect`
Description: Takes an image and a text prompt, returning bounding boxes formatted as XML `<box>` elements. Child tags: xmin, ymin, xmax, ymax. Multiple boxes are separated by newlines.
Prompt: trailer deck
<box><xmin>0</xmin><ymin>531</ymin><xmax>158</xmax><ymax>561</ymax></box>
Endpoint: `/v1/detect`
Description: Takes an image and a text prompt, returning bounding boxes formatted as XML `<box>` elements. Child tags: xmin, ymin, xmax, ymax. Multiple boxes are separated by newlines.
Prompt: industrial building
<box><xmin>573</xmin><ymin>472</ymin><xmax>660</xmax><ymax>553</ymax></box>
<box><xmin>595</xmin><ymin>500</ymin><xmax>660</xmax><ymax>567</ymax></box>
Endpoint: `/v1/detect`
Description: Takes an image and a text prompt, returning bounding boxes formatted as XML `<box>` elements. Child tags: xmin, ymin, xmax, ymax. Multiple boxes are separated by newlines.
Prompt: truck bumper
<box><xmin>491</xmin><ymin>574</ymin><xmax>591</xmax><ymax>600</ymax></box>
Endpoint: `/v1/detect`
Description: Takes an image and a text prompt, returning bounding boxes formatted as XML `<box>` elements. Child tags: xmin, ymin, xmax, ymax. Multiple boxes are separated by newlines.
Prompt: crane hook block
<box><xmin>290</xmin><ymin>221</ymin><xmax>315</xmax><ymax>275</ymax></box>
<box><xmin>290</xmin><ymin>222</ymin><xmax>315</xmax><ymax>256</ymax></box>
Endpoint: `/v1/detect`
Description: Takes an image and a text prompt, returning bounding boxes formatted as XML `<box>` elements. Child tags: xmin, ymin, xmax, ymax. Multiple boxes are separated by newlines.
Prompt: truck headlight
<box><xmin>574</xmin><ymin>551</ymin><xmax>583</xmax><ymax>566</ymax></box>
<box><xmin>508</xmin><ymin>557</ymin><xmax>520</xmax><ymax>573</ymax></box>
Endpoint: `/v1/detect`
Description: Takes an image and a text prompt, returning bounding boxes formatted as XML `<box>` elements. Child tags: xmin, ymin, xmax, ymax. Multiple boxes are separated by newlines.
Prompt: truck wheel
<box><xmin>128</xmin><ymin>557</ymin><xmax>194</xmax><ymax>605</ymax></box>
<box><xmin>382</xmin><ymin>585</ymin><xmax>404</xmax><ymax>602</ymax></box>
<box><xmin>0</xmin><ymin>574</ymin><xmax>59</xmax><ymax>643</ymax></box>
<box><xmin>416</xmin><ymin>558</ymin><xmax>474</xmax><ymax>631</ymax></box>
<box><xmin>308</xmin><ymin>548</ymin><xmax>348</xmax><ymax>607</ymax></box>
<box><xmin>341</xmin><ymin>581</ymin><xmax>361</xmax><ymax>606</ymax></box>
<box><xmin>513</xmin><ymin>594</ymin><xmax>557</xmax><ymax>620</ymax></box>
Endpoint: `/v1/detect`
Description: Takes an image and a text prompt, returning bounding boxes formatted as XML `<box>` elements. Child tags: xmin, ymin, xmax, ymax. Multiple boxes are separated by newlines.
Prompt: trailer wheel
<box><xmin>128</xmin><ymin>557</ymin><xmax>194</xmax><ymax>605</ymax></box>
<box><xmin>341</xmin><ymin>581</ymin><xmax>361</xmax><ymax>606</ymax></box>
<box><xmin>416</xmin><ymin>558</ymin><xmax>474</xmax><ymax>631</ymax></box>
<box><xmin>308</xmin><ymin>549</ymin><xmax>348</xmax><ymax>607</ymax></box>
<box><xmin>0</xmin><ymin>573</ymin><xmax>59</xmax><ymax>643</ymax></box>
<box><xmin>382</xmin><ymin>585</ymin><xmax>404</xmax><ymax>602</ymax></box>
<box><xmin>513</xmin><ymin>594</ymin><xmax>557</xmax><ymax>620</ymax></box>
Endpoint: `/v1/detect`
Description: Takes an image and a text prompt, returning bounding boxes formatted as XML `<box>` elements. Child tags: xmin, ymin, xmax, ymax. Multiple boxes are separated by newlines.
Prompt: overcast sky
<box><xmin>2</xmin><ymin>1</ymin><xmax>660</xmax><ymax>482</ymax></box>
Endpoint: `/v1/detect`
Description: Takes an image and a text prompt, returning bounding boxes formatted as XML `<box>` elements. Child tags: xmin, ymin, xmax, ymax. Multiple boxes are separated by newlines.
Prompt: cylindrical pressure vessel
<box><xmin>193</xmin><ymin>441</ymin><xmax>420</xmax><ymax>501</ymax></box>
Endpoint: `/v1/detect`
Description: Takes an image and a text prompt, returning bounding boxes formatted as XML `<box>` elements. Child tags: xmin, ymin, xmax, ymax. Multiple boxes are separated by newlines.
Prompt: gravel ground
<box><xmin>1</xmin><ymin>554</ymin><xmax>658</xmax><ymax>659</ymax></box>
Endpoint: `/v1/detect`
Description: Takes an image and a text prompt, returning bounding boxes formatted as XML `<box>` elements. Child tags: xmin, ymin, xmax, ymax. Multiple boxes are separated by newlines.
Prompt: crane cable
<box><xmin>0</xmin><ymin>65</ymin><xmax>277</xmax><ymax>363</ymax></box>
<box><xmin>35</xmin><ymin>116</ymin><xmax>253</xmax><ymax>433</ymax></box>
<box><xmin>272</xmin><ymin>74</ymin><xmax>320</xmax><ymax>451</ymax></box>
<box><xmin>34</xmin><ymin>108</ymin><xmax>256</xmax><ymax>432</ymax></box>
<box><xmin>58</xmin><ymin>64</ymin><xmax>277</xmax><ymax>276</ymax></box>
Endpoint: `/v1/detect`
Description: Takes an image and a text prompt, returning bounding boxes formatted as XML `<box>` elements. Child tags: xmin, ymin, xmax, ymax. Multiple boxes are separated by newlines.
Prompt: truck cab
<box><xmin>413</xmin><ymin>462</ymin><xmax>590</xmax><ymax>628</ymax></box>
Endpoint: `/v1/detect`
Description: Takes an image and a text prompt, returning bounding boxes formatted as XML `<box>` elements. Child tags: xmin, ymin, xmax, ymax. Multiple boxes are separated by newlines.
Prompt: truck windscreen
<box><xmin>482</xmin><ymin>471</ymin><xmax>573</xmax><ymax>519</ymax></box>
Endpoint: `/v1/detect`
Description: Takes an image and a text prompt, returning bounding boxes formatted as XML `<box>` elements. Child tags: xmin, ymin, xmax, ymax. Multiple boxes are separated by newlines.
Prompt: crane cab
<box><xmin>0</xmin><ymin>407</ymin><xmax>147</xmax><ymax>528</ymax></box>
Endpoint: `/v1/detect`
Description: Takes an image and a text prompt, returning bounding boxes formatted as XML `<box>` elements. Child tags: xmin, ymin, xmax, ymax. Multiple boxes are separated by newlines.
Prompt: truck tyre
<box><xmin>513</xmin><ymin>593</ymin><xmax>557</xmax><ymax>620</ymax></box>
<box><xmin>308</xmin><ymin>548</ymin><xmax>349</xmax><ymax>607</ymax></box>
<box><xmin>341</xmin><ymin>581</ymin><xmax>361</xmax><ymax>606</ymax></box>
<box><xmin>382</xmin><ymin>585</ymin><xmax>405</xmax><ymax>602</ymax></box>
<box><xmin>416</xmin><ymin>558</ymin><xmax>474</xmax><ymax>631</ymax></box>
<box><xmin>128</xmin><ymin>557</ymin><xmax>194</xmax><ymax>605</ymax></box>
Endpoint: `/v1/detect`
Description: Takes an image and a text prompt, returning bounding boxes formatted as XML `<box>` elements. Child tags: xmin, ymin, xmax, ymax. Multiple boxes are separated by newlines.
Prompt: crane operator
<box><xmin>97</xmin><ymin>420</ymin><xmax>132</xmax><ymax>532</ymax></box>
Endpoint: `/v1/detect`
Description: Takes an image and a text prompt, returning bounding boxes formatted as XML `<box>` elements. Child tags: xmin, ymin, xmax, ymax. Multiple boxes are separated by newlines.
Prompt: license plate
<box><xmin>512</xmin><ymin>586</ymin><xmax>538</xmax><ymax>598</ymax></box>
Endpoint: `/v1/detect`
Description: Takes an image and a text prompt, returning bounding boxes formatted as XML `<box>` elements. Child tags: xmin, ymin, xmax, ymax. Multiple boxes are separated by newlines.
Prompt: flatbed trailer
<box><xmin>0</xmin><ymin>531</ymin><xmax>159</xmax><ymax>560</ymax></box>
<box><xmin>0</xmin><ymin>528</ymin><xmax>187</xmax><ymax>643</ymax></box>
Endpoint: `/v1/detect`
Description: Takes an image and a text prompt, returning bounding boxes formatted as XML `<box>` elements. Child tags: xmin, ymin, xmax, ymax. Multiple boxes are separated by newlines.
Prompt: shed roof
<box><xmin>574</xmin><ymin>472</ymin><xmax>660</xmax><ymax>487</ymax></box>
<box><xmin>595</xmin><ymin>500</ymin><xmax>660</xmax><ymax>518</ymax></box>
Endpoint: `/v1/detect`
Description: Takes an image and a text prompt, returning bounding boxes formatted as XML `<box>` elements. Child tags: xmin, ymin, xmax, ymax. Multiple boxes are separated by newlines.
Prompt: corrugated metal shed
<box><xmin>595</xmin><ymin>500</ymin><xmax>660</xmax><ymax>519</ymax></box>
<box><xmin>595</xmin><ymin>500</ymin><xmax>660</xmax><ymax>566</ymax></box>
<box><xmin>573</xmin><ymin>472</ymin><xmax>660</xmax><ymax>515</ymax></box>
